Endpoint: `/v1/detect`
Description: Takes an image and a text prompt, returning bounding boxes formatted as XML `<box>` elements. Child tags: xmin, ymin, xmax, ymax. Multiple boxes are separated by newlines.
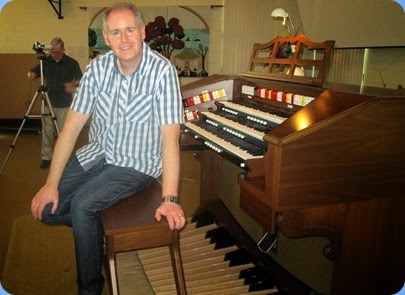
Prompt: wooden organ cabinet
<box><xmin>180</xmin><ymin>35</ymin><xmax>405</xmax><ymax>295</ymax></box>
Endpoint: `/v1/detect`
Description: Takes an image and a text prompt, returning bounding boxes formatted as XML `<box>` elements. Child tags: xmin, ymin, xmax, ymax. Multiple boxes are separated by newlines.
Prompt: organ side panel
<box><xmin>264</xmin><ymin>96</ymin><xmax>405</xmax><ymax>211</ymax></box>
<box><xmin>239</xmin><ymin>94</ymin><xmax>405</xmax><ymax>295</ymax></box>
<box><xmin>333</xmin><ymin>196</ymin><xmax>405</xmax><ymax>295</ymax></box>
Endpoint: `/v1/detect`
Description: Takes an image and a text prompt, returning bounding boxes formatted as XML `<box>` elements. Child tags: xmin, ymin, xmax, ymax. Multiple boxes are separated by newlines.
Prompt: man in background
<box><xmin>27</xmin><ymin>37</ymin><xmax>82</xmax><ymax>169</ymax></box>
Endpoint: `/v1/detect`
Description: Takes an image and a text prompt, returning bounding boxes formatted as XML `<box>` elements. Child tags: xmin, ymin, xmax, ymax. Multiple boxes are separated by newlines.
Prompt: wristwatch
<box><xmin>162</xmin><ymin>195</ymin><xmax>178</xmax><ymax>204</ymax></box>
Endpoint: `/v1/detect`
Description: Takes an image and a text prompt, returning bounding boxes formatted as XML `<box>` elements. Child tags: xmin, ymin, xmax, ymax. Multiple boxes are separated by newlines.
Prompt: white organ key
<box><xmin>184</xmin><ymin>123</ymin><xmax>263</xmax><ymax>161</ymax></box>
<box><xmin>221</xmin><ymin>101</ymin><xmax>287</xmax><ymax>124</ymax></box>
<box><xmin>200</xmin><ymin>112</ymin><xmax>266</xmax><ymax>141</ymax></box>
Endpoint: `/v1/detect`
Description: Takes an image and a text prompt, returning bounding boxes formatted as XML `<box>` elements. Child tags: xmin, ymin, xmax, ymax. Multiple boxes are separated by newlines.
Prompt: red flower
<box><xmin>160</xmin><ymin>36</ymin><xmax>172</xmax><ymax>45</ymax></box>
<box><xmin>172</xmin><ymin>39</ymin><xmax>185</xmax><ymax>49</ymax></box>
<box><xmin>173</xmin><ymin>25</ymin><xmax>185</xmax><ymax>39</ymax></box>
<box><xmin>168</xmin><ymin>17</ymin><xmax>180</xmax><ymax>28</ymax></box>
<box><xmin>154</xmin><ymin>16</ymin><xmax>166</xmax><ymax>30</ymax></box>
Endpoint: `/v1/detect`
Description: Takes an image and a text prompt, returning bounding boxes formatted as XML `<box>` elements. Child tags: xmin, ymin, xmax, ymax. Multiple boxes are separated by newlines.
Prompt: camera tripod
<box><xmin>0</xmin><ymin>56</ymin><xmax>60</xmax><ymax>176</ymax></box>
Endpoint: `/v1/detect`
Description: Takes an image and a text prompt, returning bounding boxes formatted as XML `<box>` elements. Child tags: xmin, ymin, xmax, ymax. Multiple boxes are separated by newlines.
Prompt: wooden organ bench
<box><xmin>100</xmin><ymin>179</ymin><xmax>187</xmax><ymax>295</ymax></box>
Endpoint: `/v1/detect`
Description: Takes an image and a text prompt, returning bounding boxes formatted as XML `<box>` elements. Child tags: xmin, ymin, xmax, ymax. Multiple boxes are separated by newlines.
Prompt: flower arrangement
<box><xmin>276</xmin><ymin>42</ymin><xmax>293</xmax><ymax>59</ymax></box>
<box><xmin>145</xmin><ymin>16</ymin><xmax>186</xmax><ymax>60</ymax></box>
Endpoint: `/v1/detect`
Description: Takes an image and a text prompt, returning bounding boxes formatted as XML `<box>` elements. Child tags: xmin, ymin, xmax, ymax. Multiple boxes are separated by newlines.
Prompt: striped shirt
<box><xmin>71</xmin><ymin>43</ymin><xmax>184</xmax><ymax>177</ymax></box>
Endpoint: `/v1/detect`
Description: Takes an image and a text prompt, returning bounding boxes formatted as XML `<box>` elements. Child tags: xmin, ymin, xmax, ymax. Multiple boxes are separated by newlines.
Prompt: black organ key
<box><xmin>191</xmin><ymin>211</ymin><xmax>215</xmax><ymax>228</ymax></box>
<box><xmin>249</xmin><ymin>279</ymin><xmax>278</xmax><ymax>292</ymax></box>
<box><xmin>224</xmin><ymin>248</ymin><xmax>252</xmax><ymax>266</ymax></box>
<box><xmin>240</xmin><ymin>265</ymin><xmax>279</xmax><ymax>292</ymax></box>
<box><xmin>205</xmin><ymin>226</ymin><xmax>235</xmax><ymax>249</ymax></box>
<box><xmin>240</xmin><ymin>265</ymin><xmax>270</xmax><ymax>284</ymax></box>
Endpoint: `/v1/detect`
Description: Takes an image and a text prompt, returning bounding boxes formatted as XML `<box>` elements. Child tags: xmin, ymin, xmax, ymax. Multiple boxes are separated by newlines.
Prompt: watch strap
<box><xmin>162</xmin><ymin>195</ymin><xmax>178</xmax><ymax>204</ymax></box>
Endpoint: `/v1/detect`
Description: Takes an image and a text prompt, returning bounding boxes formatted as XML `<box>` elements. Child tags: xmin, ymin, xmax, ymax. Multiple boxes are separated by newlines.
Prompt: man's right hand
<box><xmin>31</xmin><ymin>184</ymin><xmax>59</xmax><ymax>220</ymax></box>
<box><xmin>27</xmin><ymin>71</ymin><xmax>38</xmax><ymax>81</ymax></box>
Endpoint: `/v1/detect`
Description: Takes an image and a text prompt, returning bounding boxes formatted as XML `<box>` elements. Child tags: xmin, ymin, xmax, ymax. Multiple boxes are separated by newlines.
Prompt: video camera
<box><xmin>32</xmin><ymin>41</ymin><xmax>52</xmax><ymax>53</ymax></box>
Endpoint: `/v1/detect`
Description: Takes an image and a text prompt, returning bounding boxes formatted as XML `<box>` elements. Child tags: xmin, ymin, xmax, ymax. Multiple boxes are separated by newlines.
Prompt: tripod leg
<box><xmin>43</xmin><ymin>92</ymin><xmax>60</xmax><ymax>135</ymax></box>
<box><xmin>0</xmin><ymin>92</ymin><xmax>42</xmax><ymax>176</ymax></box>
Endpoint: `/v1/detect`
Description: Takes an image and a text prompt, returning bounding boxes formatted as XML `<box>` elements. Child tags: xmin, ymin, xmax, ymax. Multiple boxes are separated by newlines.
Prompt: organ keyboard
<box><xmin>184</xmin><ymin>99</ymin><xmax>293</xmax><ymax>167</ymax></box>
<box><xmin>220</xmin><ymin>101</ymin><xmax>288</xmax><ymax>125</ymax></box>
<box><xmin>180</xmin><ymin>35</ymin><xmax>405</xmax><ymax>295</ymax></box>
<box><xmin>138</xmin><ymin>201</ymin><xmax>314</xmax><ymax>295</ymax></box>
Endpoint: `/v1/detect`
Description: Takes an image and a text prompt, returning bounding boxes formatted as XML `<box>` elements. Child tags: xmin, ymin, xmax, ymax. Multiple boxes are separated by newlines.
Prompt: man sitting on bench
<box><xmin>30</xmin><ymin>2</ymin><xmax>186</xmax><ymax>295</ymax></box>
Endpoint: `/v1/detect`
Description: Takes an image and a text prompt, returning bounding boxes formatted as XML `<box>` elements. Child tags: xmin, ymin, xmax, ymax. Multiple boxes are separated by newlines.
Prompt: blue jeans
<box><xmin>41</xmin><ymin>156</ymin><xmax>155</xmax><ymax>295</ymax></box>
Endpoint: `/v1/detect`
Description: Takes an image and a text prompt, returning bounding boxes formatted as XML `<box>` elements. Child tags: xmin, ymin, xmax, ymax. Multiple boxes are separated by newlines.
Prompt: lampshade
<box><xmin>271</xmin><ymin>7</ymin><xmax>296</xmax><ymax>36</ymax></box>
<box><xmin>271</xmin><ymin>8</ymin><xmax>288</xmax><ymax>18</ymax></box>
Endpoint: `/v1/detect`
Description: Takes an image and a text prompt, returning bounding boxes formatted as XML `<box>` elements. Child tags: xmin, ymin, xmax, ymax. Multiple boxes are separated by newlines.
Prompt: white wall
<box><xmin>0</xmin><ymin>0</ymin><xmax>404</xmax><ymax>92</ymax></box>
<box><xmin>297</xmin><ymin>0</ymin><xmax>405</xmax><ymax>48</ymax></box>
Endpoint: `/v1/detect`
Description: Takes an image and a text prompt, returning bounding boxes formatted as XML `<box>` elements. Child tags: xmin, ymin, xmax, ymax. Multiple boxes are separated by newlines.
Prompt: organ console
<box><xmin>179</xmin><ymin>35</ymin><xmax>405</xmax><ymax>295</ymax></box>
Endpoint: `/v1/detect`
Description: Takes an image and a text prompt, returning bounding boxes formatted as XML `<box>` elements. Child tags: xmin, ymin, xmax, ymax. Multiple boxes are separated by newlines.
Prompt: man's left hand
<box><xmin>64</xmin><ymin>80</ymin><xmax>78</xmax><ymax>93</ymax></box>
<box><xmin>155</xmin><ymin>202</ymin><xmax>186</xmax><ymax>230</ymax></box>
